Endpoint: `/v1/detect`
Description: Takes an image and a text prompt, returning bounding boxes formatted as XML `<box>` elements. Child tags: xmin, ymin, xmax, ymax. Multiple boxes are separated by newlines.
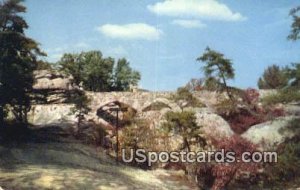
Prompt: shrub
<box><xmin>262</xmin><ymin>140</ymin><xmax>300</xmax><ymax>188</ymax></box>
<box><xmin>161</xmin><ymin>111</ymin><xmax>203</xmax><ymax>151</ymax></box>
<box><xmin>193</xmin><ymin>135</ymin><xmax>261</xmax><ymax>190</ymax></box>
<box><xmin>225</xmin><ymin>109</ymin><xmax>264</xmax><ymax>134</ymax></box>
<box><xmin>217</xmin><ymin>88</ymin><xmax>285</xmax><ymax>134</ymax></box>
<box><xmin>261</xmin><ymin>119</ymin><xmax>300</xmax><ymax>188</ymax></box>
<box><xmin>262</xmin><ymin>88</ymin><xmax>300</xmax><ymax>105</ymax></box>
<box><xmin>120</xmin><ymin>119</ymin><xmax>156</xmax><ymax>169</ymax></box>
<box><xmin>172</xmin><ymin>87</ymin><xmax>206</xmax><ymax>110</ymax></box>
<box><xmin>211</xmin><ymin>135</ymin><xmax>261</xmax><ymax>190</ymax></box>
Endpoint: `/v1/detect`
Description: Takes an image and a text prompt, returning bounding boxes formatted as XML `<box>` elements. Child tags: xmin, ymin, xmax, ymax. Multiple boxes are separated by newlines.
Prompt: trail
<box><xmin>0</xmin><ymin>141</ymin><xmax>196</xmax><ymax>190</ymax></box>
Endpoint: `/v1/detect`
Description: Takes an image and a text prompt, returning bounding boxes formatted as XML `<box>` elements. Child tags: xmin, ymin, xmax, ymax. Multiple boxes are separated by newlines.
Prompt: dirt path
<box><xmin>0</xmin><ymin>142</ymin><xmax>196</xmax><ymax>190</ymax></box>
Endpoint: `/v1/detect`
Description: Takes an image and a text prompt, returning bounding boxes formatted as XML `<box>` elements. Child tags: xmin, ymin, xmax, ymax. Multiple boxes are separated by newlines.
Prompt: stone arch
<box><xmin>141</xmin><ymin>98</ymin><xmax>173</xmax><ymax>112</ymax></box>
<box><xmin>96</xmin><ymin>100</ymin><xmax>137</xmax><ymax>131</ymax></box>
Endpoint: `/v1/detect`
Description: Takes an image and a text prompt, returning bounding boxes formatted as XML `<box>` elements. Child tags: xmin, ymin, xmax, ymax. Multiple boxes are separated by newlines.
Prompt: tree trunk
<box><xmin>184</xmin><ymin>137</ymin><xmax>191</xmax><ymax>152</ymax></box>
<box><xmin>0</xmin><ymin>105</ymin><xmax>4</xmax><ymax>128</ymax></box>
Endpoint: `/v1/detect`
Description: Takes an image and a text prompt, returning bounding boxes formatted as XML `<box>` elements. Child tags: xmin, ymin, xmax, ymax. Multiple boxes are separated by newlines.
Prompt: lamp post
<box><xmin>108</xmin><ymin>107</ymin><xmax>120</xmax><ymax>164</ymax></box>
<box><xmin>98</xmin><ymin>101</ymin><xmax>130</xmax><ymax>164</ymax></box>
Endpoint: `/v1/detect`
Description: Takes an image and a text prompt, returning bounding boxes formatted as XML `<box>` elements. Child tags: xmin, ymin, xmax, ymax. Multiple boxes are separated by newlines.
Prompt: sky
<box><xmin>24</xmin><ymin>0</ymin><xmax>300</xmax><ymax>91</ymax></box>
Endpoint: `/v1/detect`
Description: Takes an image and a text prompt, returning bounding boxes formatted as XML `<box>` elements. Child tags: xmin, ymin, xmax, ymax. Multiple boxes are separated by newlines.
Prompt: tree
<box><xmin>58</xmin><ymin>51</ymin><xmax>140</xmax><ymax>92</ymax></box>
<box><xmin>58</xmin><ymin>51</ymin><xmax>114</xmax><ymax>91</ymax></box>
<box><xmin>70</xmin><ymin>90</ymin><xmax>91</xmax><ymax>129</ymax></box>
<box><xmin>113</xmin><ymin>58</ymin><xmax>141</xmax><ymax>91</ymax></box>
<box><xmin>0</xmin><ymin>0</ymin><xmax>44</xmax><ymax>126</ymax></box>
<box><xmin>161</xmin><ymin>111</ymin><xmax>202</xmax><ymax>151</ymax></box>
<box><xmin>287</xmin><ymin>6</ymin><xmax>300</xmax><ymax>89</ymax></box>
<box><xmin>197</xmin><ymin>47</ymin><xmax>235</xmax><ymax>101</ymax></box>
<box><xmin>288</xmin><ymin>6</ymin><xmax>300</xmax><ymax>41</ymax></box>
<box><xmin>287</xmin><ymin>63</ymin><xmax>300</xmax><ymax>88</ymax></box>
<box><xmin>36</xmin><ymin>60</ymin><xmax>53</xmax><ymax>70</ymax></box>
<box><xmin>257</xmin><ymin>64</ymin><xmax>289</xmax><ymax>89</ymax></box>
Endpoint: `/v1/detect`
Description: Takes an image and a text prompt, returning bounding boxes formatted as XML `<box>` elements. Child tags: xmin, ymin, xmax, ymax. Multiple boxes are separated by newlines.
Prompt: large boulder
<box><xmin>28</xmin><ymin>104</ymin><xmax>77</xmax><ymax>128</ymax></box>
<box><xmin>195</xmin><ymin>109</ymin><xmax>234</xmax><ymax>139</ymax></box>
<box><xmin>242</xmin><ymin>116</ymin><xmax>298</xmax><ymax>150</ymax></box>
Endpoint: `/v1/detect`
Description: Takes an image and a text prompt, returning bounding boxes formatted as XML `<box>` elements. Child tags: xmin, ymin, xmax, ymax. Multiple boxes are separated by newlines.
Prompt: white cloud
<box><xmin>97</xmin><ymin>23</ymin><xmax>163</xmax><ymax>40</ymax></box>
<box><xmin>172</xmin><ymin>19</ymin><xmax>206</xmax><ymax>28</ymax></box>
<box><xmin>147</xmin><ymin>0</ymin><xmax>246</xmax><ymax>21</ymax></box>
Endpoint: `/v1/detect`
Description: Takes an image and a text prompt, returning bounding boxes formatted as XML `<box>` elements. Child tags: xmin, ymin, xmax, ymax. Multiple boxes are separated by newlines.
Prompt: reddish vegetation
<box><xmin>221</xmin><ymin>88</ymin><xmax>285</xmax><ymax>134</ymax></box>
<box><xmin>210</xmin><ymin>135</ymin><xmax>261</xmax><ymax>190</ymax></box>
<box><xmin>224</xmin><ymin>108</ymin><xmax>264</xmax><ymax>134</ymax></box>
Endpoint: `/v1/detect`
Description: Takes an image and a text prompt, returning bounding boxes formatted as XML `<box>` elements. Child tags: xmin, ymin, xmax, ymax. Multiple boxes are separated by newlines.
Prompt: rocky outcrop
<box><xmin>194</xmin><ymin>108</ymin><xmax>234</xmax><ymax>139</ymax></box>
<box><xmin>242</xmin><ymin>116</ymin><xmax>298</xmax><ymax>150</ymax></box>
<box><xmin>33</xmin><ymin>70</ymin><xmax>74</xmax><ymax>90</ymax></box>
<box><xmin>28</xmin><ymin>104</ymin><xmax>77</xmax><ymax>128</ymax></box>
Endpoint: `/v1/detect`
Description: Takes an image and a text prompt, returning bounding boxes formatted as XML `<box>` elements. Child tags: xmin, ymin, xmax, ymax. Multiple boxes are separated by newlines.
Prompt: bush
<box><xmin>262</xmin><ymin>88</ymin><xmax>300</xmax><ymax>105</ymax></box>
<box><xmin>262</xmin><ymin>140</ymin><xmax>300</xmax><ymax>188</ymax></box>
<box><xmin>192</xmin><ymin>135</ymin><xmax>261</xmax><ymax>190</ymax></box>
<box><xmin>120</xmin><ymin>119</ymin><xmax>156</xmax><ymax>169</ymax></box>
<box><xmin>217</xmin><ymin>88</ymin><xmax>285</xmax><ymax>134</ymax></box>
<box><xmin>225</xmin><ymin>109</ymin><xmax>264</xmax><ymax>134</ymax></box>
<box><xmin>260</xmin><ymin>119</ymin><xmax>300</xmax><ymax>188</ymax></box>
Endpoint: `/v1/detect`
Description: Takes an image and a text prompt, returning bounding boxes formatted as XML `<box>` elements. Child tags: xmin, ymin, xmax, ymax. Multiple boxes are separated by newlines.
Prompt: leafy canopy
<box><xmin>288</xmin><ymin>6</ymin><xmax>300</xmax><ymax>41</ymax></box>
<box><xmin>162</xmin><ymin>110</ymin><xmax>203</xmax><ymax>151</ymax></box>
<box><xmin>257</xmin><ymin>64</ymin><xmax>289</xmax><ymax>89</ymax></box>
<box><xmin>58</xmin><ymin>51</ymin><xmax>140</xmax><ymax>92</ymax></box>
<box><xmin>197</xmin><ymin>47</ymin><xmax>235</xmax><ymax>100</ymax></box>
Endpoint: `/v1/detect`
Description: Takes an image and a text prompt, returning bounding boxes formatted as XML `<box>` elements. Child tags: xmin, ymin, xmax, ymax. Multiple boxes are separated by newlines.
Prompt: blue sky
<box><xmin>24</xmin><ymin>0</ymin><xmax>300</xmax><ymax>91</ymax></box>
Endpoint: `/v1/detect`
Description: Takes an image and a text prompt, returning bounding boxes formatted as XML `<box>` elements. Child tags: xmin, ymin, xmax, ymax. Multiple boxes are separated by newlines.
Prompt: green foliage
<box><xmin>172</xmin><ymin>87</ymin><xmax>205</xmax><ymax>110</ymax></box>
<box><xmin>262</xmin><ymin>118</ymin><xmax>300</xmax><ymax>187</ymax></box>
<box><xmin>0</xmin><ymin>0</ymin><xmax>44</xmax><ymax>125</ymax></box>
<box><xmin>121</xmin><ymin>119</ymin><xmax>151</xmax><ymax>149</ymax></box>
<box><xmin>288</xmin><ymin>6</ymin><xmax>300</xmax><ymax>41</ymax></box>
<box><xmin>114</xmin><ymin>58</ymin><xmax>141</xmax><ymax>91</ymax></box>
<box><xmin>70</xmin><ymin>90</ymin><xmax>91</xmax><ymax>128</ymax></box>
<box><xmin>58</xmin><ymin>51</ymin><xmax>114</xmax><ymax>91</ymax></box>
<box><xmin>258</xmin><ymin>64</ymin><xmax>289</xmax><ymax>89</ymax></box>
<box><xmin>262</xmin><ymin>88</ymin><xmax>300</xmax><ymax>105</ymax></box>
<box><xmin>58</xmin><ymin>51</ymin><xmax>140</xmax><ymax>92</ymax></box>
<box><xmin>263</xmin><ymin>140</ymin><xmax>300</xmax><ymax>187</ymax></box>
<box><xmin>36</xmin><ymin>60</ymin><xmax>53</xmax><ymax>70</ymax></box>
<box><xmin>287</xmin><ymin>63</ymin><xmax>300</xmax><ymax>88</ymax></box>
<box><xmin>197</xmin><ymin>47</ymin><xmax>235</xmax><ymax>100</ymax></box>
<box><xmin>161</xmin><ymin>111</ymin><xmax>202</xmax><ymax>151</ymax></box>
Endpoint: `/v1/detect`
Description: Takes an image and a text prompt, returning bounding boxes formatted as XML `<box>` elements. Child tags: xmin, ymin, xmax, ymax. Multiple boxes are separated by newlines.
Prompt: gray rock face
<box><xmin>195</xmin><ymin>109</ymin><xmax>234</xmax><ymax>139</ymax></box>
<box><xmin>28</xmin><ymin>104</ymin><xmax>77</xmax><ymax>128</ymax></box>
<box><xmin>33</xmin><ymin>70</ymin><xmax>73</xmax><ymax>90</ymax></box>
<box><xmin>242</xmin><ymin>116</ymin><xmax>298</xmax><ymax>150</ymax></box>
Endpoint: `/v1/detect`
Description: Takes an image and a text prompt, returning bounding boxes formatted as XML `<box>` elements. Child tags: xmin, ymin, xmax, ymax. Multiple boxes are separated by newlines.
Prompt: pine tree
<box><xmin>0</xmin><ymin>0</ymin><xmax>44</xmax><ymax>126</ymax></box>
